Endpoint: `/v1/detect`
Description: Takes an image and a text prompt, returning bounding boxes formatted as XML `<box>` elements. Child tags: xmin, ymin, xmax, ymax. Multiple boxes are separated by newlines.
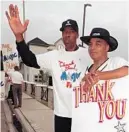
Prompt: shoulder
<box><xmin>109</xmin><ymin>56</ymin><xmax>128</xmax><ymax>63</ymax></box>
<box><xmin>77</xmin><ymin>47</ymin><xmax>89</xmax><ymax>56</ymax></box>
<box><xmin>78</xmin><ymin>47</ymin><xmax>88</xmax><ymax>52</ymax></box>
<box><xmin>7</xmin><ymin>71</ymin><xmax>13</xmax><ymax>76</ymax></box>
<box><xmin>17</xmin><ymin>71</ymin><xmax>23</xmax><ymax>76</ymax></box>
<box><xmin>108</xmin><ymin>56</ymin><xmax>129</xmax><ymax>67</ymax></box>
<box><xmin>77</xmin><ymin>47</ymin><xmax>92</xmax><ymax>65</ymax></box>
<box><xmin>36</xmin><ymin>50</ymin><xmax>57</xmax><ymax>57</ymax></box>
<box><xmin>36</xmin><ymin>50</ymin><xmax>58</xmax><ymax>60</ymax></box>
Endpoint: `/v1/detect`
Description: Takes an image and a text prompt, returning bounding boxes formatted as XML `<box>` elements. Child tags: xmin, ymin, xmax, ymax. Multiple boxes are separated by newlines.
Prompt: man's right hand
<box><xmin>81</xmin><ymin>73</ymin><xmax>99</xmax><ymax>93</ymax></box>
<box><xmin>5</xmin><ymin>4</ymin><xmax>29</xmax><ymax>42</ymax></box>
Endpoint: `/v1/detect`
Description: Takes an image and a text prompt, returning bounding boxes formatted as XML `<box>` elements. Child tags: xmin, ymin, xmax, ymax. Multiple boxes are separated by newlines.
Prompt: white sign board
<box><xmin>72</xmin><ymin>76</ymin><xmax>129</xmax><ymax>132</ymax></box>
<box><xmin>0</xmin><ymin>71</ymin><xmax>5</xmax><ymax>100</ymax></box>
<box><xmin>1</xmin><ymin>44</ymin><xmax>19</xmax><ymax>100</ymax></box>
<box><xmin>2</xmin><ymin>44</ymin><xmax>19</xmax><ymax>71</ymax></box>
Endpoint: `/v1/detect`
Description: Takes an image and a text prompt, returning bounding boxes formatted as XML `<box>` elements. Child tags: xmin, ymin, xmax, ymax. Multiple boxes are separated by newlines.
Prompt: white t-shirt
<box><xmin>36</xmin><ymin>47</ymin><xmax>91</xmax><ymax>117</ymax></box>
<box><xmin>8</xmin><ymin>71</ymin><xmax>24</xmax><ymax>84</ymax></box>
<box><xmin>71</xmin><ymin>57</ymin><xmax>129</xmax><ymax>132</ymax></box>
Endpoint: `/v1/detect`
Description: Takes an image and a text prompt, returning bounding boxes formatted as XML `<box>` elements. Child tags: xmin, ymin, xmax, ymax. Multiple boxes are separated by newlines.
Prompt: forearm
<box><xmin>16</xmin><ymin>40</ymin><xmax>40</xmax><ymax>69</ymax></box>
<box><xmin>98</xmin><ymin>66</ymin><xmax>128</xmax><ymax>80</ymax></box>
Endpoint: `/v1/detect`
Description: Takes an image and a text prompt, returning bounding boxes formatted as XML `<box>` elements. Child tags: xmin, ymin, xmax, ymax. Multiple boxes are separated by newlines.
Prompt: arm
<box><xmin>82</xmin><ymin>66</ymin><xmax>128</xmax><ymax>92</ymax></box>
<box><xmin>16</xmin><ymin>40</ymin><xmax>40</xmax><ymax>68</ymax></box>
<box><xmin>6</xmin><ymin>4</ymin><xmax>40</xmax><ymax>69</ymax></box>
<box><xmin>97</xmin><ymin>66</ymin><xmax>128</xmax><ymax>80</ymax></box>
<box><xmin>5</xmin><ymin>72</ymin><xmax>12</xmax><ymax>84</ymax></box>
<box><xmin>82</xmin><ymin>66</ymin><xmax>128</xmax><ymax>83</ymax></box>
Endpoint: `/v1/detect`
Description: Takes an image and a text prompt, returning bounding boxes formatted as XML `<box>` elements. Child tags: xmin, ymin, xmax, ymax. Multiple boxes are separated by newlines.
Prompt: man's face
<box><xmin>88</xmin><ymin>38</ymin><xmax>109</xmax><ymax>61</ymax></box>
<box><xmin>62</xmin><ymin>27</ymin><xmax>78</xmax><ymax>51</ymax></box>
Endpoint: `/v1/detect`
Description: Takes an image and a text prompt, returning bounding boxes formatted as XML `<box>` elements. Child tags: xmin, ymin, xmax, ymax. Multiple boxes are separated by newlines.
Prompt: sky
<box><xmin>1</xmin><ymin>0</ymin><xmax>128</xmax><ymax>60</ymax></box>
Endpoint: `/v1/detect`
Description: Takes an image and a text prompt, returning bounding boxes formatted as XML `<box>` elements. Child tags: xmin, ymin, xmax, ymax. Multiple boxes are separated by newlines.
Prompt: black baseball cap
<box><xmin>60</xmin><ymin>19</ymin><xmax>78</xmax><ymax>33</ymax></box>
<box><xmin>80</xmin><ymin>28</ymin><xmax>118</xmax><ymax>52</ymax></box>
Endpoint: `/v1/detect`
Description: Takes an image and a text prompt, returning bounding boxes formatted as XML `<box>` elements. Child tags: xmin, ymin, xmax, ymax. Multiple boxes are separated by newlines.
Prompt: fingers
<box><xmin>81</xmin><ymin>81</ymin><xmax>88</xmax><ymax>93</ymax></box>
<box><xmin>7</xmin><ymin>4</ymin><xmax>19</xmax><ymax>18</ymax></box>
<box><xmin>24</xmin><ymin>20</ymin><xmax>29</xmax><ymax>29</ymax></box>
<box><xmin>81</xmin><ymin>81</ymin><xmax>91</xmax><ymax>93</ymax></box>
<box><xmin>82</xmin><ymin>73</ymin><xmax>90</xmax><ymax>82</ymax></box>
<box><xmin>5</xmin><ymin>11</ymin><xmax>10</xmax><ymax>21</ymax></box>
<box><xmin>81</xmin><ymin>74</ymin><xmax>92</xmax><ymax>93</ymax></box>
<box><xmin>88</xmin><ymin>74</ymin><xmax>95</xmax><ymax>84</ymax></box>
<box><xmin>93</xmin><ymin>72</ymin><xmax>100</xmax><ymax>81</ymax></box>
<box><xmin>82</xmin><ymin>73</ymin><xmax>99</xmax><ymax>87</ymax></box>
<box><xmin>84</xmin><ymin>73</ymin><xmax>93</xmax><ymax>85</ymax></box>
<box><xmin>15</xmin><ymin>5</ymin><xmax>19</xmax><ymax>18</ymax></box>
<box><xmin>9</xmin><ymin>4</ymin><xmax>15</xmax><ymax>17</ymax></box>
<box><xmin>82</xmin><ymin>72</ymin><xmax>100</xmax><ymax>93</ymax></box>
<box><xmin>89</xmin><ymin>74</ymin><xmax>99</xmax><ymax>85</ymax></box>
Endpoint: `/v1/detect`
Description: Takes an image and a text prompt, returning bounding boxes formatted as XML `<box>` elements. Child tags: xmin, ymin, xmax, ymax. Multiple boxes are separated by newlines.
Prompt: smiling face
<box><xmin>62</xmin><ymin>26</ymin><xmax>78</xmax><ymax>51</ymax></box>
<box><xmin>88</xmin><ymin>38</ymin><xmax>109</xmax><ymax>61</ymax></box>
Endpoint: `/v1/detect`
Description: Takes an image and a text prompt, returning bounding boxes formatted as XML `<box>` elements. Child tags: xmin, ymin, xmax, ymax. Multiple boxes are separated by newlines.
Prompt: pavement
<box><xmin>1</xmin><ymin>100</ymin><xmax>16</xmax><ymax>132</ymax></box>
<box><xmin>1</xmin><ymin>101</ymin><xmax>9</xmax><ymax>132</ymax></box>
<box><xmin>11</xmin><ymin>92</ymin><xmax>54</xmax><ymax>132</ymax></box>
<box><xmin>1</xmin><ymin>92</ymin><xmax>54</xmax><ymax>132</ymax></box>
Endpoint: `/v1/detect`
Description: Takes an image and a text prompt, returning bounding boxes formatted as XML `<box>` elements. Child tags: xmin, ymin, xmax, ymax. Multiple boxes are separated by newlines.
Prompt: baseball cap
<box><xmin>60</xmin><ymin>19</ymin><xmax>78</xmax><ymax>33</ymax></box>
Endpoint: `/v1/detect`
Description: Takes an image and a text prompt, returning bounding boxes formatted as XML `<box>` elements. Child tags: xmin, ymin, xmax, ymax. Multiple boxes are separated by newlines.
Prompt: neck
<box><xmin>91</xmin><ymin>56</ymin><xmax>108</xmax><ymax>72</ymax></box>
<box><xmin>65</xmin><ymin>45</ymin><xmax>78</xmax><ymax>51</ymax></box>
<box><xmin>94</xmin><ymin>55</ymin><xmax>108</xmax><ymax>65</ymax></box>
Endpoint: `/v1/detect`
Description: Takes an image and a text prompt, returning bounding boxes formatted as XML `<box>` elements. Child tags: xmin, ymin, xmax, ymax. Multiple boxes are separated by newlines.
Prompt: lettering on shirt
<box><xmin>59</xmin><ymin>60</ymin><xmax>81</xmax><ymax>88</ymax></box>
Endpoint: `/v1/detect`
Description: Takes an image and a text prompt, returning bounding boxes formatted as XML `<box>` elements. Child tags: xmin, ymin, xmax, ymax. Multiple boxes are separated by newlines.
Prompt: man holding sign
<box><xmin>72</xmin><ymin>28</ymin><xmax>129</xmax><ymax>132</ymax></box>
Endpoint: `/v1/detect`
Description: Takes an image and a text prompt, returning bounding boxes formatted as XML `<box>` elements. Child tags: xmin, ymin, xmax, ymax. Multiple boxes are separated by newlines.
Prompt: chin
<box><xmin>65</xmin><ymin>44</ymin><xmax>71</xmax><ymax>48</ymax></box>
<box><xmin>90</xmin><ymin>56</ymin><xmax>98</xmax><ymax>61</ymax></box>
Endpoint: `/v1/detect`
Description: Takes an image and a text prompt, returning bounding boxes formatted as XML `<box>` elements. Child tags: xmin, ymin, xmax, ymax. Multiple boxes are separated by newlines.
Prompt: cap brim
<box><xmin>80</xmin><ymin>36</ymin><xmax>91</xmax><ymax>45</ymax></box>
<box><xmin>60</xmin><ymin>26</ymin><xmax>71</xmax><ymax>31</ymax></box>
<box><xmin>80</xmin><ymin>36</ymin><xmax>118</xmax><ymax>52</ymax></box>
<box><xmin>60</xmin><ymin>26</ymin><xmax>78</xmax><ymax>33</ymax></box>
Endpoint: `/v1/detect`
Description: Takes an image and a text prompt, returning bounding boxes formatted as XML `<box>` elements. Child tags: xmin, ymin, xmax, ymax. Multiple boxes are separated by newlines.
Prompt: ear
<box><xmin>106</xmin><ymin>44</ymin><xmax>110</xmax><ymax>52</ymax></box>
<box><xmin>76</xmin><ymin>33</ymin><xmax>79</xmax><ymax>38</ymax></box>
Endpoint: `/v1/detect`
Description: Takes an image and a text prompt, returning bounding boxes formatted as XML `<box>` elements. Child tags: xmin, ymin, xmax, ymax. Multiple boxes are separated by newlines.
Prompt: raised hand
<box><xmin>5</xmin><ymin>4</ymin><xmax>29</xmax><ymax>41</ymax></box>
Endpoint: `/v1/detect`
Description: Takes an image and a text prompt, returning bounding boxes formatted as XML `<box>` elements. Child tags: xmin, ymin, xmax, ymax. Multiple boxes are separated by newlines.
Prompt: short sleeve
<box><xmin>110</xmin><ymin>57</ymin><xmax>129</xmax><ymax>68</ymax></box>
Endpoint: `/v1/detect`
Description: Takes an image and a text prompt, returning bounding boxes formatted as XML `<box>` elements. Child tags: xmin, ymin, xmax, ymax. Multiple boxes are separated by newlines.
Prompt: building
<box><xmin>20</xmin><ymin>37</ymin><xmax>56</xmax><ymax>85</ymax></box>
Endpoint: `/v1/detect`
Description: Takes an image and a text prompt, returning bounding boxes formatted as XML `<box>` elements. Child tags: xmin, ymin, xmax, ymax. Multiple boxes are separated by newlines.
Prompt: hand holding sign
<box><xmin>81</xmin><ymin>72</ymin><xmax>99</xmax><ymax>92</ymax></box>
